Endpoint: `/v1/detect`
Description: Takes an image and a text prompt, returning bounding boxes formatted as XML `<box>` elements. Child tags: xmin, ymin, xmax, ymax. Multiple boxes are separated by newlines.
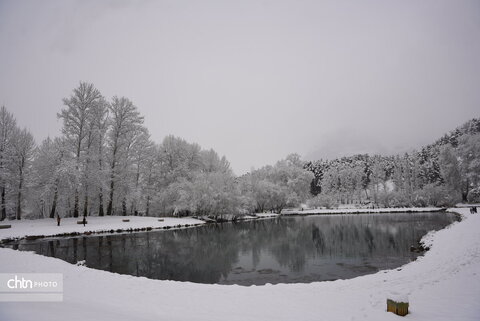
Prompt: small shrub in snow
<box><xmin>467</xmin><ymin>187</ymin><xmax>480</xmax><ymax>203</ymax></box>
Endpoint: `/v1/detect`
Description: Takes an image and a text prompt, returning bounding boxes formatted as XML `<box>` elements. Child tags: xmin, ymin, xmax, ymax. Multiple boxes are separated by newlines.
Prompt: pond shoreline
<box><xmin>0</xmin><ymin>207</ymin><xmax>478</xmax><ymax>321</ymax></box>
<box><xmin>6</xmin><ymin>211</ymin><xmax>456</xmax><ymax>286</ymax></box>
<box><xmin>0</xmin><ymin>208</ymin><xmax>446</xmax><ymax>244</ymax></box>
<box><xmin>281</xmin><ymin>207</ymin><xmax>446</xmax><ymax>216</ymax></box>
<box><xmin>0</xmin><ymin>216</ymin><xmax>205</xmax><ymax>245</ymax></box>
<box><xmin>0</xmin><ymin>213</ymin><xmax>278</xmax><ymax>245</ymax></box>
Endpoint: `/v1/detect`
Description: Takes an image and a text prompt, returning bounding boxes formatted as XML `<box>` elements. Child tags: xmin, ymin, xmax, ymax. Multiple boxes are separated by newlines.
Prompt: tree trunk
<box><xmin>462</xmin><ymin>179</ymin><xmax>470</xmax><ymax>202</ymax></box>
<box><xmin>49</xmin><ymin>180</ymin><xmax>59</xmax><ymax>219</ymax></box>
<box><xmin>16</xmin><ymin>177</ymin><xmax>23</xmax><ymax>220</ymax></box>
<box><xmin>73</xmin><ymin>188</ymin><xmax>79</xmax><ymax>218</ymax></box>
<box><xmin>67</xmin><ymin>196</ymin><xmax>72</xmax><ymax>217</ymax></box>
<box><xmin>145</xmin><ymin>195</ymin><xmax>150</xmax><ymax>216</ymax></box>
<box><xmin>106</xmin><ymin>152</ymin><xmax>117</xmax><ymax>216</ymax></box>
<box><xmin>40</xmin><ymin>199</ymin><xmax>45</xmax><ymax>218</ymax></box>
<box><xmin>0</xmin><ymin>148</ymin><xmax>5</xmax><ymax>221</ymax></box>
<box><xmin>1</xmin><ymin>186</ymin><xmax>6</xmax><ymax>221</ymax></box>
<box><xmin>98</xmin><ymin>148</ymin><xmax>104</xmax><ymax>216</ymax></box>
<box><xmin>122</xmin><ymin>197</ymin><xmax>127</xmax><ymax>216</ymax></box>
<box><xmin>98</xmin><ymin>187</ymin><xmax>104</xmax><ymax>216</ymax></box>
<box><xmin>83</xmin><ymin>194</ymin><xmax>88</xmax><ymax>217</ymax></box>
<box><xmin>83</xmin><ymin>148</ymin><xmax>91</xmax><ymax>217</ymax></box>
<box><xmin>73</xmin><ymin>124</ymin><xmax>83</xmax><ymax>219</ymax></box>
<box><xmin>107</xmin><ymin>178</ymin><xmax>114</xmax><ymax>216</ymax></box>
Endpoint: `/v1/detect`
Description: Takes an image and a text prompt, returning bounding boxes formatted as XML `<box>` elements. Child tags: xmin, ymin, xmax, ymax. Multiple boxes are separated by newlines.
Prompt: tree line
<box><xmin>0</xmin><ymin>82</ymin><xmax>312</xmax><ymax>220</ymax></box>
<box><xmin>304</xmin><ymin>118</ymin><xmax>480</xmax><ymax>208</ymax></box>
<box><xmin>1</xmin><ymin>82</ymin><xmax>478</xmax><ymax>220</ymax></box>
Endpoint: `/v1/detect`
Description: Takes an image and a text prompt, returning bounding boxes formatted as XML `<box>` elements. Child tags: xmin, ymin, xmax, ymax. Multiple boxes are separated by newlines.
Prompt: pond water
<box><xmin>7</xmin><ymin>212</ymin><xmax>458</xmax><ymax>285</ymax></box>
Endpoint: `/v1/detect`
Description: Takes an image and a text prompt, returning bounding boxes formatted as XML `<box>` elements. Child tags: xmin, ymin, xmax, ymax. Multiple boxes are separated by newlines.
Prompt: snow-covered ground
<box><xmin>0</xmin><ymin>216</ymin><xmax>205</xmax><ymax>241</ymax></box>
<box><xmin>283</xmin><ymin>207</ymin><xmax>443</xmax><ymax>215</ymax></box>
<box><xmin>456</xmin><ymin>203</ymin><xmax>480</xmax><ymax>208</ymax></box>
<box><xmin>253</xmin><ymin>213</ymin><xmax>279</xmax><ymax>218</ymax></box>
<box><xmin>0</xmin><ymin>208</ymin><xmax>479</xmax><ymax>321</ymax></box>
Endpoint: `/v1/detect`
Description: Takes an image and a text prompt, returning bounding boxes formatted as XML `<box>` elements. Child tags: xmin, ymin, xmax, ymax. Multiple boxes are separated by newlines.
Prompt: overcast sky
<box><xmin>0</xmin><ymin>0</ymin><xmax>479</xmax><ymax>174</ymax></box>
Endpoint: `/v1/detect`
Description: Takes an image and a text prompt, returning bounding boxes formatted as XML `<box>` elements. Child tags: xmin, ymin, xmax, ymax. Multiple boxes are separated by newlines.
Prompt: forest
<box><xmin>304</xmin><ymin>119</ymin><xmax>480</xmax><ymax>208</ymax></box>
<box><xmin>0</xmin><ymin>82</ymin><xmax>479</xmax><ymax>220</ymax></box>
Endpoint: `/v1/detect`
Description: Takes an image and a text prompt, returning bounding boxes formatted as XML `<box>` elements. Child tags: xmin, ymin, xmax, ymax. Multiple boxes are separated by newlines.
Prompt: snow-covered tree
<box><xmin>105</xmin><ymin>96</ymin><xmax>144</xmax><ymax>216</ymax></box>
<box><xmin>128</xmin><ymin>130</ymin><xmax>155</xmax><ymax>215</ymax></box>
<box><xmin>11</xmin><ymin>128</ymin><xmax>36</xmax><ymax>219</ymax></box>
<box><xmin>88</xmin><ymin>99</ymin><xmax>109</xmax><ymax>216</ymax></box>
<box><xmin>30</xmin><ymin>137</ymin><xmax>74</xmax><ymax>218</ymax></box>
<box><xmin>457</xmin><ymin>134</ymin><xmax>480</xmax><ymax>201</ymax></box>
<box><xmin>58</xmin><ymin>82</ymin><xmax>104</xmax><ymax>217</ymax></box>
<box><xmin>0</xmin><ymin>106</ymin><xmax>17</xmax><ymax>220</ymax></box>
<box><xmin>30</xmin><ymin>138</ymin><xmax>58</xmax><ymax>217</ymax></box>
<box><xmin>439</xmin><ymin>145</ymin><xmax>462</xmax><ymax>198</ymax></box>
<box><xmin>244</xmin><ymin>154</ymin><xmax>314</xmax><ymax>213</ymax></box>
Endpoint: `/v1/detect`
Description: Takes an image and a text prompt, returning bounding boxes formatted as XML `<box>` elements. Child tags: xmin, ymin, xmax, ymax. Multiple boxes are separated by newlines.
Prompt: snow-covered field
<box><xmin>0</xmin><ymin>216</ymin><xmax>205</xmax><ymax>241</ymax></box>
<box><xmin>0</xmin><ymin>208</ymin><xmax>479</xmax><ymax>321</ymax></box>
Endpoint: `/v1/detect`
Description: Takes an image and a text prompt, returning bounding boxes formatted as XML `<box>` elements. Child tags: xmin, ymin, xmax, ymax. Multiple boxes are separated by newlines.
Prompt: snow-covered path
<box><xmin>0</xmin><ymin>208</ymin><xmax>479</xmax><ymax>321</ymax></box>
<box><xmin>282</xmin><ymin>206</ymin><xmax>443</xmax><ymax>215</ymax></box>
<box><xmin>0</xmin><ymin>215</ymin><xmax>205</xmax><ymax>241</ymax></box>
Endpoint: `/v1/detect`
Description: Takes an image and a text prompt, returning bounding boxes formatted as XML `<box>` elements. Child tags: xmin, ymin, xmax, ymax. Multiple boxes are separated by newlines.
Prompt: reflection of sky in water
<box><xmin>10</xmin><ymin>212</ymin><xmax>458</xmax><ymax>286</ymax></box>
<box><xmin>222</xmin><ymin>214</ymin><xmax>427</xmax><ymax>285</ymax></box>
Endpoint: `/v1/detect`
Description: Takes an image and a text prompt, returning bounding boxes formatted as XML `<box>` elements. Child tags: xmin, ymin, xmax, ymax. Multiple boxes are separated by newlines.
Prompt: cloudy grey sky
<box><xmin>0</xmin><ymin>0</ymin><xmax>479</xmax><ymax>174</ymax></box>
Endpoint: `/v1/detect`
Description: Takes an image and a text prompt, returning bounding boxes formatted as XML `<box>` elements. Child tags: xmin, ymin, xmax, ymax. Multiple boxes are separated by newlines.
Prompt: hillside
<box><xmin>304</xmin><ymin>118</ymin><xmax>480</xmax><ymax>207</ymax></box>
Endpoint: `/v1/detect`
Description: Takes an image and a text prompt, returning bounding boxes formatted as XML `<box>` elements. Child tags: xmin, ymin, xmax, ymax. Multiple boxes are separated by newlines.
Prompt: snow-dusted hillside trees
<box><xmin>304</xmin><ymin>118</ymin><xmax>480</xmax><ymax>207</ymax></box>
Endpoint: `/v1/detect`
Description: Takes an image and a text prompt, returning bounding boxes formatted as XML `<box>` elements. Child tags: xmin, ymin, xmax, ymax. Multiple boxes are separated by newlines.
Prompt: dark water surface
<box><xmin>8</xmin><ymin>212</ymin><xmax>458</xmax><ymax>285</ymax></box>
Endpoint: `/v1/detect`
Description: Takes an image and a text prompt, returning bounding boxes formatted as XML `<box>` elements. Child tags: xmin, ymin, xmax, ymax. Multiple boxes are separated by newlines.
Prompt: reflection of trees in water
<box><xmin>388</xmin><ymin>234</ymin><xmax>396</xmax><ymax>250</ymax></box>
<box><xmin>128</xmin><ymin>225</ymin><xmax>242</xmax><ymax>283</ymax></box>
<box><xmin>16</xmin><ymin>213</ymin><xmax>457</xmax><ymax>284</ymax></box>
<box><xmin>311</xmin><ymin>225</ymin><xmax>325</xmax><ymax>253</ymax></box>
<box><xmin>364</xmin><ymin>226</ymin><xmax>375</xmax><ymax>253</ymax></box>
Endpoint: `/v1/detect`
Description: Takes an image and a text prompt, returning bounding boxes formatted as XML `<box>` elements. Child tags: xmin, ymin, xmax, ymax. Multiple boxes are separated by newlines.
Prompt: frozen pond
<box><xmin>8</xmin><ymin>212</ymin><xmax>458</xmax><ymax>285</ymax></box>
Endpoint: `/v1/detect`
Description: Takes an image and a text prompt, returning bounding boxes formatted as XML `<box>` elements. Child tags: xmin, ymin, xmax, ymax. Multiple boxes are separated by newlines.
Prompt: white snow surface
<box><xmin>254</xmin><ymin>213</ymin><xmax>279</xmax><ymax>218</ymax></box>
<box><xmin>0</xmin><ymin>216</ymin><xmax>205</xmax><ymax>240</ymax></box>
<box><xmin>0</xmin><ymin>208</ymin><xmax>479</xmax><ymax>321</ymax></box>
<box><xmin>283</xmin><ymin>207</ymin><xmax>443</xmax><ymax>215</ymax></box>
